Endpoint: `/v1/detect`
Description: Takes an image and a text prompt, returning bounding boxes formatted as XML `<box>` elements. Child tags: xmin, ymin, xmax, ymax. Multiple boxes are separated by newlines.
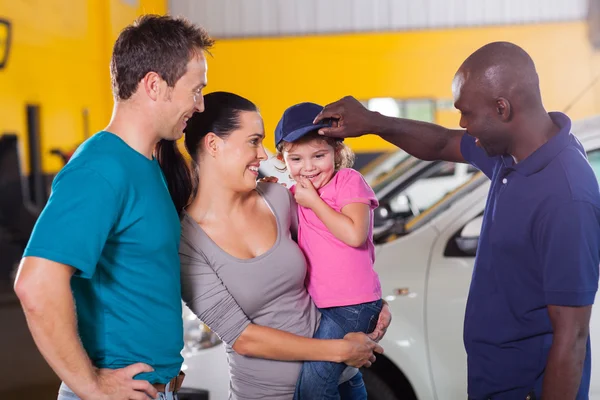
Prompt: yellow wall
<box><xmin>2</xmin><ymin>5</ymin><xmax>599</xmax><ymax>173</ymax></box>
<box><xmin>205</xmin><ymin>21</ymin><xmax>600</xmax><ymax>153</ymax></box>
<box><xmin>0</xmin><ymin>0</ymin><xmax>166</xmax><ymax>174</ymax></box>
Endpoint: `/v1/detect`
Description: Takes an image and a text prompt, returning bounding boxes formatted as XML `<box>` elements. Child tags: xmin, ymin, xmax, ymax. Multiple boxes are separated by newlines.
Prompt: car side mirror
<box><xmin>373</xmin><ymin>203</ymin><xmax>408</xmax><ymax>243</ymax></box>
<box><xmin>454</xmin><ymin>216</ymin><xmax>483</xmax><ymax>256</ymax></box>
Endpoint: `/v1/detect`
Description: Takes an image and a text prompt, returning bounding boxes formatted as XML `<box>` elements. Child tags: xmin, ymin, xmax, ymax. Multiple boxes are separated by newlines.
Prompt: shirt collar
<box><xmin>502</xmin><ymin>112</ymin><xmax>572</xmax><ymax>176</ymax></box>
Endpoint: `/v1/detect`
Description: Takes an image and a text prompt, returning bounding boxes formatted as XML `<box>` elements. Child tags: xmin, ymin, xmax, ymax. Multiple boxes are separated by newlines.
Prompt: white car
<box><xmin>181</xmin><ymin>115</ymin><xmax>600</xmax><ymax>400</ymax></box>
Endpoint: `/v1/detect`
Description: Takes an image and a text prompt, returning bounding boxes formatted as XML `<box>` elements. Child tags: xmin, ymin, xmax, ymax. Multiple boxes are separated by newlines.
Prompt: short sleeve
<box><xmin>534</xmin><ymin>201</ymin><xmax>600</xmax><ymax>306</ymax></box>
<box><xmin>23</xmin><ymin>167</ymin><xmax>121</xmax><ymax>279</ymax></box>
<box><xmin>336</xmin><ymin>169</ymin><xmax>379</xmax><ymax>210</ymax></box>
<box><xmin>179</xmin><ymin>230</ymin><xmax>251</xmax><ymax>345</ymax></box>
<box><xmin>460</xmin><ymin>132</ymin><xmax>498</xmax><ymax>179</ymax></box>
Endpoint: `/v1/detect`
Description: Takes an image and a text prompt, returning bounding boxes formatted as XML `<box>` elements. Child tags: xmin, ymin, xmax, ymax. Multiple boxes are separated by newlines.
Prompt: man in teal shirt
<box><xmin>14</xmin><ymin>15</ymin><xmax>213</xmax><ymax>400</ymax></box>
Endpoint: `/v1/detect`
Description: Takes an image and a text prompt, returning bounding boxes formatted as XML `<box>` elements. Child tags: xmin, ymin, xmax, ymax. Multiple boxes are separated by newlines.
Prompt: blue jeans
<box><xmin>294</xmin><ymin>299</ymin><xmax>383</xmax><ymax>400</ymax></box>
<box><xmin>57</xmin><ymin>382</ymin><xmax>179</xmax><ymax>400</ymax></box>
<box><xmin>339</xmin><ymin>370</ymin><xmax>368</xmax><ymax>398</ymax></box>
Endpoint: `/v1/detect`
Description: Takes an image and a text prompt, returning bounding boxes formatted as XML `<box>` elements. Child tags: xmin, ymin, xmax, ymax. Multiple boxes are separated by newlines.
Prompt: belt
<box><xmin>470</xmin><ymin>391</ymin><xmax>536</xmax><ymax>400</ymax></box>
<box><xmin>153</xmin><ymin>371</ymin><xmax>185</xmax><ymax>393</ymax></box>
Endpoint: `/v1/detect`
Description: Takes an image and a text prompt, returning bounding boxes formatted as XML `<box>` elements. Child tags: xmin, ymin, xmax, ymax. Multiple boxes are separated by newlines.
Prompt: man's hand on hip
<box><xmin>90</xmin><ymin>363</ymin><xmax>158</xmax><ymax>400</ymax></box>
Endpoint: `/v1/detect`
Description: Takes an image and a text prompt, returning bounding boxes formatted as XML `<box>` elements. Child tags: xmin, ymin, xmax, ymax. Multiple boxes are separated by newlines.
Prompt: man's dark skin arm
<box><xmin>313</xmin><ymin>96</ymin><xmax>466</xmax><ymax>163</ymax></box>
<box><xmin>542</xmin><ymin>305</ymin><xmax>591</xmax><ymax>399</ymax></box>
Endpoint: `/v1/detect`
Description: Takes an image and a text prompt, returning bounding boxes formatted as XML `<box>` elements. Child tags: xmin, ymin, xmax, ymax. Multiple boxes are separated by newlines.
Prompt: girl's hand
<box><xmin>294</xmin><ymin>177</ymin><xmax>320</xmax><ymax>209</ymax></box>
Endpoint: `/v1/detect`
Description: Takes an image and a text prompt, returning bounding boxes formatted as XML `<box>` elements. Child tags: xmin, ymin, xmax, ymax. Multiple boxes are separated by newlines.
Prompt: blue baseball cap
<box><xmin>275</xmin><ymin>102</ymin><xmax>333</xmax><ymax>146</ymax></box>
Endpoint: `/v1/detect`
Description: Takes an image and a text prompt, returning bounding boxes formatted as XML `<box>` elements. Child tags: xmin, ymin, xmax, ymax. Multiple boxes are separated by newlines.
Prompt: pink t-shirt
<box><xmin>290</xmin><ymin>168</ymin><xmax>382</xmax><ymax>308</ymax></box>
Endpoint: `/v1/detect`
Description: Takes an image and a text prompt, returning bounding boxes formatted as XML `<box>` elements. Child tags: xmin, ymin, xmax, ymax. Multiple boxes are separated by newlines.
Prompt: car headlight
<box><xmin>182</xmin><ymin>304</ymin><xmax>223</xmax><ymax>356</ymax></box>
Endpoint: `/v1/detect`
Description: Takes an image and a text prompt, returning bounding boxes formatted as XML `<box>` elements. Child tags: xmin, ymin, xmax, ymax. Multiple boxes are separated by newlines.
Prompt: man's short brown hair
<box><xmin>110</xmin><ymin>14</ymin><xmax>214</xmax><ymax>101</ymax></box>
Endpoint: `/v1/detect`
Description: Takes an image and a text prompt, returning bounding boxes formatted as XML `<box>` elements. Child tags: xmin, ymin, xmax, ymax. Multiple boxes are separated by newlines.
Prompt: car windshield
<box><xmin>373</xmin><ymin>160</ymin><xmax>484</xmax><ymax>242</ymax></box>
<box><xmin>369</xmin><ymin>155</ymin><xmax>422</xmax><ymax>193</ymax></box>
<box><xmin>383</xmin><ymin>161</ymin><xmax>478</xmax><ymax>215</ymax></box>
<box><xmin>404</xmin><ymin>171</ymin><xmax>486</xmax><ymax>232</ymax></box>
<box><xmin>360</xmin><ymin>150</ymin><xmax>412</xmax><ymax>187</ymax></box>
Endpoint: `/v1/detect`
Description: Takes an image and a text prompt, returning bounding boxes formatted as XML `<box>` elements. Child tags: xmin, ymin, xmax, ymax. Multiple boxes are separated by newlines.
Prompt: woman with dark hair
<box><xmin>157</xmin><ymin>92</ymin><xmax>390</xmax><ymax>399</ymax></box>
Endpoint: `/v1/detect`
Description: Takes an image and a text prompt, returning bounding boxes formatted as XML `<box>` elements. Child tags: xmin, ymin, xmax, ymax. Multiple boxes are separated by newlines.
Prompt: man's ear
<box><xmin>141</xmin><ymin>71</ymin><xmax>165</xmax><ymax>101</ymax></box>
<box><xmin>496</xmin><ymin>98</ymin><xmax>512</xmax><ymax>122</ymax></box>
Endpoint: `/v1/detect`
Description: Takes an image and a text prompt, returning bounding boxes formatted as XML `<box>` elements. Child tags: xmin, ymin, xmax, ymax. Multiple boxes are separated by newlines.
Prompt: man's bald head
<box><xmin>452</xmin><ymin>42</ymin><xmax>546</xmax><ymax>157</ymax></box>
<box><xmin>456</xmin><ymin>41</ymin><xmax>542</xmax><ymax>109</ymax></box>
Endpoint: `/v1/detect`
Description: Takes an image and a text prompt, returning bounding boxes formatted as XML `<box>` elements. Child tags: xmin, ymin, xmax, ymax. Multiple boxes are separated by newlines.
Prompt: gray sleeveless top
<box><xmin>179</xmin><ymin>182</ymin><xmax>320</xmax><ymax>399</ymax></box>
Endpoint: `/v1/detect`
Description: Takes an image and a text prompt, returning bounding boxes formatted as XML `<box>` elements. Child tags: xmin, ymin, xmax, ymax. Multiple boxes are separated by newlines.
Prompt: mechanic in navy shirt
<box><xmin>313</xmin><ymin>41</ymin><xmax>600</xmax><ymax>400</ymax></box>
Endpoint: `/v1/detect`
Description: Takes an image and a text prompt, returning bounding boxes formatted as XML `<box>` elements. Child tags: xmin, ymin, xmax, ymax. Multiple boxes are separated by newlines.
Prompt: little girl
<box><xmin>275</xmin><ymin>102</ymin><xmax>383</xmax><ymax>400</ymax></box>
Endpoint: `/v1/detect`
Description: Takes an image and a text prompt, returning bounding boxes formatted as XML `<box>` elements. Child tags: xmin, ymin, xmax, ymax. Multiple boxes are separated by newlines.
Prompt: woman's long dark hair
<box><xmin>156</xmin><ymin>92</ymin><xmax>258</xmax><ymax>214</ymax></box>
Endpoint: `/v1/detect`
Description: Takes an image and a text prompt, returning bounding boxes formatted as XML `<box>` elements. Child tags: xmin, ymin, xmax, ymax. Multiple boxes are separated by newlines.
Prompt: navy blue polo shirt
<box><xmin>461</xmin><ymin>112</ymin><xmax>600</xmax><ymax>400</ymax></box>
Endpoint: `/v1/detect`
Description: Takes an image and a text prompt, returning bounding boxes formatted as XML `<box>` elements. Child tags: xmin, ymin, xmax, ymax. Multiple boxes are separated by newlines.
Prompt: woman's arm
<box><xmin>180</xmin><ymin>233</ymin><xmax>382</xmax><ymax>367</ymax></box>
<box><xmin>234</xmin><ymin>325</ymin><xmax>380</xmax><ymax>368</ymax></box>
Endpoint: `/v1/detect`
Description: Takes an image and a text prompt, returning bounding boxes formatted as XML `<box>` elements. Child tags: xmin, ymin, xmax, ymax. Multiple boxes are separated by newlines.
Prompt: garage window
<box><xmin>361</xmin><ymin>98</ymin><xmax>435</xmax><ymax>123</ymax></box>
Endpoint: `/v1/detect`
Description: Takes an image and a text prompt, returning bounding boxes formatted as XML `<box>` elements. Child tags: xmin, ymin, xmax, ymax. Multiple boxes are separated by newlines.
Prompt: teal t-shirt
<box><xmin>24</xmin><ymin>131</ymin><xmax>183</xmax><ymax>384</ymax></box>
